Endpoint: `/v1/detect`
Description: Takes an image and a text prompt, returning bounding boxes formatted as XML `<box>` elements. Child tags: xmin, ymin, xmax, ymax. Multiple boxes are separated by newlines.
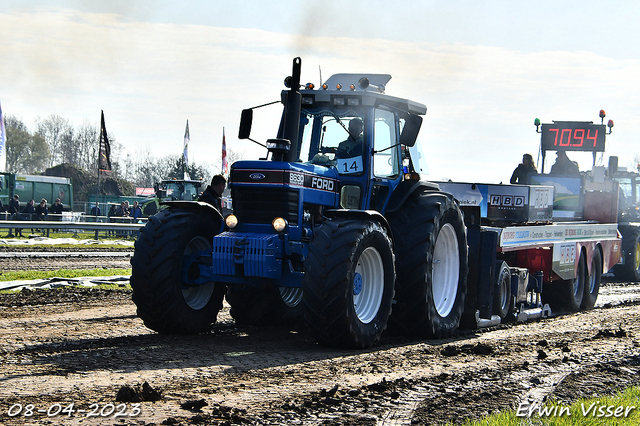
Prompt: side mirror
<box><xmin>238</xmin><ymin>109</ymin><xmax>253</xmax><ymax>139</ymax></box>
<box><xmin>399</xmin><ymin>114</ymin><xmax>422</xmax><ymax>147</ymax></box>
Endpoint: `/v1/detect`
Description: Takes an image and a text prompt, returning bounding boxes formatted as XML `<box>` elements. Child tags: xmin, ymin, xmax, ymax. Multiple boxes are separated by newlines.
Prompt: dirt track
<box><xmin>0</xmin><ymin>278</ymin><xmax>639</xmax><ymax>426</ymax></box>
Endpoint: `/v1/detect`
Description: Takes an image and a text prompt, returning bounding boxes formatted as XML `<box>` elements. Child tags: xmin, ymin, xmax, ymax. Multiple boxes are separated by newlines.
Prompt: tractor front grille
<box><xmin>232</xmin><ymin>187</ymin><xmax>299</xmax><ymax>226</ymax></box>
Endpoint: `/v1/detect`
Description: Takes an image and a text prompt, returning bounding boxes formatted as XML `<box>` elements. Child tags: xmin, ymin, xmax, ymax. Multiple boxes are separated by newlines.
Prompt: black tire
<box><xmin>387</xmin><ymin>191</ymin><xmax>468</xmax><ymax>338</ymax></box>
<box><xmin>130</xmin><ymin>208</ymin><xmax>226</xmax><ymax>334</ymax></box>
<box><xmin>226</xmin><ymin>285</ymin><xmax>304</xmax><ymax>326</ymax></box>
<box><xmin>493</xmin><ymin>261</ymin><xmax>514</xmax><ymax>321</ymax></box>
<box><xmin>542</xmin><ymin>250</ymin><xmax>587</xmax><ymax>313</ymax></box>
<box><xmin>581</xmin><ymin>248</ymin><xmax>602</xmax><ymax>310</ymax></box>
<box><xmin>618</xmin><ymin>227</ymin><xmax>640</xmax><ymax>281</ymax></box>
<box><xmin>302</xmin><ymin>219</ymin><xmax>395</xmax><ymax>348</ymax></box>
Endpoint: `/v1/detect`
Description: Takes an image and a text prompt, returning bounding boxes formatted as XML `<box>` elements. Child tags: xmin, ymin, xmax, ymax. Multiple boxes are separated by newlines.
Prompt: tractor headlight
<box><xmin>272</xmin><ymin>217</ymin><xmax>287</xmax><ymax>233</ymax></box>
<box><xmin>225</xmin><ymin>214</ymin><xmax>238</xmax><ymax>229</ymax></box>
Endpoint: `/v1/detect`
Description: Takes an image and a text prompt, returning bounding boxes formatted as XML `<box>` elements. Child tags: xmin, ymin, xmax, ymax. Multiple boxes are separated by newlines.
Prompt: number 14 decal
<box><xmin>336</xmin><ymin>157</ymin><xmax>364</xmax><ymax>175</ymax></box>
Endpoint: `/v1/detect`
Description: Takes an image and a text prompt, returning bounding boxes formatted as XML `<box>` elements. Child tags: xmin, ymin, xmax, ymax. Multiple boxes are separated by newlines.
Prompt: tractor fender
<box><xmin>160</xmin><ymin>200</ymin><xmax>225</xmax><ymax>231</ymax></box>
<box><xmin>324</xmin><ymin>209</ymin><xmax>394</xmax><ymax>251</ymax></box>
<box><xmin>385</xmin><ymin>180</ymin><xmax>441</xmax><ymax>214</ymax></box>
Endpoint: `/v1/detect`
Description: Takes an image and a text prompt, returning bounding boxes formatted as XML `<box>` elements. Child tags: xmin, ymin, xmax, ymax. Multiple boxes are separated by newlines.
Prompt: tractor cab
<box><xmin>236</xmin><ymin>65</ymin><xmax>425</xmax><ymax>217</ymax></box>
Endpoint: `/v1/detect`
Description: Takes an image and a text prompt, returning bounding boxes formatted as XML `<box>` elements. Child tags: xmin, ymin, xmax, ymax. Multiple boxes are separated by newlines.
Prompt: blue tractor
<box><xmin>130</xmin><ymin>58</ymin><xmax>468</xmax><ymax>348</ymax></box>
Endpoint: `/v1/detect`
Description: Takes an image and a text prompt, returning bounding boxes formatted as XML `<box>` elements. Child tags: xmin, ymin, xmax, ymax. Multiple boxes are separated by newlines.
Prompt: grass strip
<box><xmin>0</xmin><ymin>268</ymin><xmax>131</xmax><ymax>282</ymax></box>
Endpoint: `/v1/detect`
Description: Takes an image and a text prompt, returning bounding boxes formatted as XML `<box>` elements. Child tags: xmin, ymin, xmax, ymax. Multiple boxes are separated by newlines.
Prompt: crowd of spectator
<box><xmin>1</xmin><ymin>197</ymin><xmax>144</xmax><ymax>238</ymax></box>
<box><xmin>0</xmin><ymin>195</ymin><xmax>65</xmax><ymax>237</ymax></box>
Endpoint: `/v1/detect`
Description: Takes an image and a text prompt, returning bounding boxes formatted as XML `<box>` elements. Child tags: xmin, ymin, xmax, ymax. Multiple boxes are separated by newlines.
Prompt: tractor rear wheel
<box><xmin>387</xmin><ymin>191</ymin><xmax>468</xmax><ymax>338</ymax></box>
<box><xmin>302</xmin><ymin>219</ymin><xmax>395</xmax><ymax>348</ymax></box>
<box><xmin>130</xmin><ymin>208</ymin><xmax>226</xmax><ymax>334</ymax></box>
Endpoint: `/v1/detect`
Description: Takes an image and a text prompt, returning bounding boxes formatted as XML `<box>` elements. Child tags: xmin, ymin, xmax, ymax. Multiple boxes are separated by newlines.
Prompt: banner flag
<box><xmin>0</xmin><ymin>101</ymin><xmax>5</xmax><ymax>172</ymax></box>
<box><xmin>98</xmin><ymin>110</ymin><xmax>112</xmax><ymax>174</ymax></box>
<box><xmin>183</xmin><ymin>120</ymin><xmax>190</xmax><ymax>180</ymax></box>
<box><xmin>222</xmin><ymin>127</ymin><xmax>228</xmax><ymax>176</ymax></box>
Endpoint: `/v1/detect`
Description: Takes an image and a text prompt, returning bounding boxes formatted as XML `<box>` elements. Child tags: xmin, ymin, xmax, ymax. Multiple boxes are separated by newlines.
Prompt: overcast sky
<box><xmin>1</xmin><ymin>0</ymin><xmax>639</xmax><ymax>183</ymax></box>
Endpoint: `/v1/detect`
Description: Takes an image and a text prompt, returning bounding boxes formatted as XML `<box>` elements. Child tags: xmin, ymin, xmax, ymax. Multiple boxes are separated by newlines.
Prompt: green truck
<box><xmin>0</xmin><ymin>172</ymin><xmax>73</xmax><ymax>212</ymax></box>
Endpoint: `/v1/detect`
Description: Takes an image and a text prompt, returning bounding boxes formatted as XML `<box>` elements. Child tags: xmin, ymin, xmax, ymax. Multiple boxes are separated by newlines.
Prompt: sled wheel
<box><xmin>493</xmin><ymin>261</ymin><xmax>514</xmax><ymax>320</ymax></box>
<box><xmin>387</xmin><ymin>191</ymin><xmax>468</xmax><ymax>338</ymax></box>
<box><xmin>581</xmin><ymin>248</ymin><xmax>602</xmax><ymax>310</ymax></box>
<box><xmin>302</xmin><ymin>219</ymin><xmax>395</xmax><ymax>348</ymax></box>
<box><xmin>543</xmin><ymin>249</ymin><xmax>586</xmax><ymax>313</ymax></box>
<box><xmin>130</xmin><ymin>207</ymin><xmax>225</xmax><ymax>334</ymax></box>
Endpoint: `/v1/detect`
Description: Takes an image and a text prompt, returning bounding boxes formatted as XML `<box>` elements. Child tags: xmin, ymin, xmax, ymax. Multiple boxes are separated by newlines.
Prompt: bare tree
<box><xmin>225</xmin><ymin>147</ymin><xmax>248</xmax><ymax>172</ymax></box>
<box><xmin>36</xmin><ymin>115</ymin><xmax>74</xmax><ymax>167</ymax></box>
<box><xmin>5</xmin><ymin>115</ymin><xmax>50</xmax><ymax>173</ymax></box>
<box><xmin>74</xmin><ymin>119</ymin><xmax>99</xmax><ymax>171</ymax></box>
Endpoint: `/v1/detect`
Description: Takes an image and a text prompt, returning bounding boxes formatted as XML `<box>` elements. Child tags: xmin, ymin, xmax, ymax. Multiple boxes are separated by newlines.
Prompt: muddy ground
<box><xmin>0</xmin><ymin>248</ymin><xmax>638</xmax><ymax>425</ymax></box>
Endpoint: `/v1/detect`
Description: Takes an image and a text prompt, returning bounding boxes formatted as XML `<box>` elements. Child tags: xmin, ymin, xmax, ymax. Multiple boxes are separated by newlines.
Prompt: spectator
<box><xmin>34</xmin><ymin>198</ymin><xmax>48</xmax><ymax>235</ymax></box>
<box><xmin>90</xmin><ymin>205</ymin><xmax>101</xmax><ymax>216</ymax></box>
<box><xmin>510</xmin><ymin>153</ymin><xmax>538</xmax><ymax>184</ymax></box>
<box><xmin>550</xmin><ymin>151</ymin><xmax>580</xmax><ymax>176</ymax></box>
<box><xmin>115</xmin><ymin>201</ymin><xmax>130</xmax><ymax>218</ymax></box>
<box><xmin>7</xmin><ymin>195</ymin><xmax>22</xmax><ymax>237</ymax></box>
<box><xmin>49</xmin><ymin>198</ymin><xmax>64</xmax><ymax>220</ymax></box>
<box><xmin>107</xmin><ymin>204</ymin><xmax>118</xmax><ymax>236</ymax></box>
<box><xmin>0</xmin><ymin>198</ymin><xmax>5</xmax><ymax>216</ymax></box>
<box><xmin>23</xmin><ymin>199</ymin><xmax>36</xmax><ymax>233</ymax></box>
<box><xmin>114</xmin><ymin>202</ymin><xmax>131</xmax><ymax>237</ymax></box>
<box><xmin>198</xmin><ymin>175</ymin><xmax>226</xmax><ymax>214</ymax></box>
<box><xmin>35</xmin><ymin>198</ymin><xmax>48</xmax><ymax>220</ymax></box>
<box><xmin>131</xmin><ymin>201</ymin><xmax>142</xmax><ymax>221</ymax></box>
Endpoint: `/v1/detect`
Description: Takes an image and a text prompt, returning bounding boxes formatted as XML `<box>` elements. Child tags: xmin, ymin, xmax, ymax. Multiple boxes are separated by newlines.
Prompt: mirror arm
<box><xmin>373</xmin><ymin>142</ymin><xmax>401</xmax><ymax>154</ymax></box>
<box><xmin>248</xmin><ymin>138</ymin><xmax>267</xmax><ymax>149</ymax></box>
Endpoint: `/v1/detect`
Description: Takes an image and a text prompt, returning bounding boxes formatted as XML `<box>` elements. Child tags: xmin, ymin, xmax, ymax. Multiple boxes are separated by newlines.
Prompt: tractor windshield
<box><xmin>164</xmin><ymin>182</ymin><xmax>200</xmax><ymax>200</ymax></box>
<box><xmin>299</xmin><ymin>109</ymin><xmax>365</xmax><ymax>171</ymax></box>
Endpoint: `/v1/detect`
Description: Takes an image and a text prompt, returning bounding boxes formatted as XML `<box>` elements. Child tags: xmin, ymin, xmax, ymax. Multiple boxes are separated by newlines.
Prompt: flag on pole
<box><xmin>222</xmin><ymin>127</ymin><xmax>228</xmax><ymax>176</ymax></box>
<box><xmin>0</xmin><ymin>101</ymin><xmax>6</xmax><ymax>172</ymax></box>
<box><xmin>183</xmin><ymin>120</ymin><xmax>190</xmax><ymax>180</ymax></box>
<box><xmin>98</xmin><ymin>110</ymin><xmax>112</xmax><ymax>174</ymax></box>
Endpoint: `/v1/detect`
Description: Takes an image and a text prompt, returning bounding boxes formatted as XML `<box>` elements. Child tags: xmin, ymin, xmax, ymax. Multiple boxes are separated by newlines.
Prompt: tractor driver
<box><xmin>336</xmin><ymin>118</ymin><xmax>364</xmax><ymax>158</ymax></box>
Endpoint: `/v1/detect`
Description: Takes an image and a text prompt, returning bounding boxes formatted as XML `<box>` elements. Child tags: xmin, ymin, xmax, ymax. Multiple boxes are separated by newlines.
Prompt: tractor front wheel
<box><xmin>130</xmin><ymin>208</ymin><xmax>226</xmax><ymax>334</ymax></box>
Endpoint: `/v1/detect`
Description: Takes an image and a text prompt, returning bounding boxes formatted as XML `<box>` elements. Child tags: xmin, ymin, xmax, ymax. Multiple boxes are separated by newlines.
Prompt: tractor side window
<box><xmin>373</xmin><ymin>109</ymin><xmax>399</xmax><ymax>178</ymax></box>
<box><xmin>619</xmin><ymin>178</ymin><xmax>632</xmax><ymax>199</ymax></box>
<box><xmin>299</xmin><ymin>112</ymin><xmax>314</xmax><ymax>162</ymax></box>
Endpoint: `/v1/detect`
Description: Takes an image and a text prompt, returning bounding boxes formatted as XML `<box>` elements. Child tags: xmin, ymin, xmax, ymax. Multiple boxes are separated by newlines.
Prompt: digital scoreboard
<box><xmin>540</xmin><ymin>122</ymin><xmax>606</xmax><ymax>152</ymax></box>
